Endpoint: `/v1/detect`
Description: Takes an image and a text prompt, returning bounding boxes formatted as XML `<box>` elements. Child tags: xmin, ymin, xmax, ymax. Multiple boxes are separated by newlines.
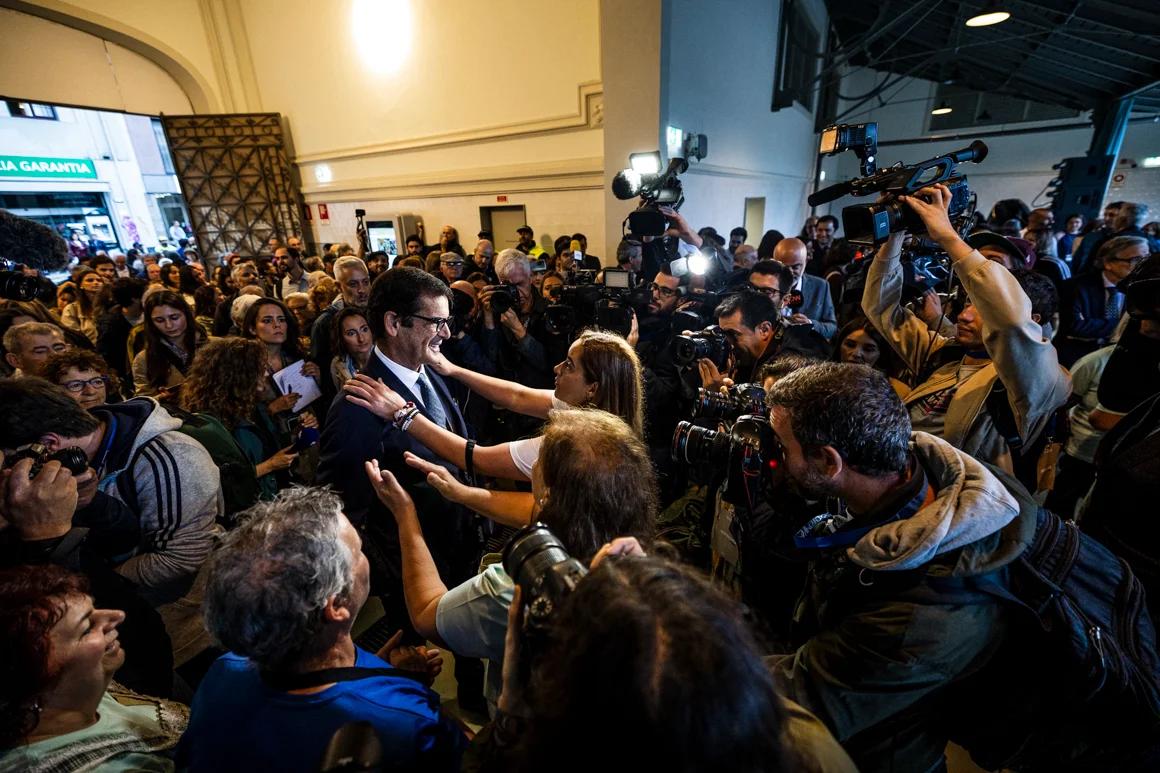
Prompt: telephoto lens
<box><xmin>671</xmin><ymin>421</ymin><xmax>732</xmax><ymax>466</ymax></box>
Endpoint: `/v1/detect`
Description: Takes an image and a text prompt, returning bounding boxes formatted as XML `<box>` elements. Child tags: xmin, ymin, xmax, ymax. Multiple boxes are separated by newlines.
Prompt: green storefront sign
<box><xmin>0</xmin><ymin>155</ymin><xmax>97</xmax><ymax>180</ymax></box>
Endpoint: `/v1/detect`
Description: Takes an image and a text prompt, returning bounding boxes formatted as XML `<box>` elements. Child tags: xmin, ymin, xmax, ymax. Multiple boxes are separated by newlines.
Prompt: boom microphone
<box><xmin>950</xmin><ymin>140</ymin><xmax>989</xmax><ymax>165</ymax></box>
<box><xmin>807</xmin><ymin>180</ymin><xmax>855</xmax><ymax>208</ymax></box>
<box><xmin>0</xmin><ymin>209</ymin><xmax>71</xmax><ymax>271</ymax></box>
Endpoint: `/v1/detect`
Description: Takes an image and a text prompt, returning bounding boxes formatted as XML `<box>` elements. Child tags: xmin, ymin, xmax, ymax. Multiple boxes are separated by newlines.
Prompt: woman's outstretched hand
<box><xmin>344</xmin><ymin>374</ymin><xmax>407</xmax><ymax>419</ymax></box>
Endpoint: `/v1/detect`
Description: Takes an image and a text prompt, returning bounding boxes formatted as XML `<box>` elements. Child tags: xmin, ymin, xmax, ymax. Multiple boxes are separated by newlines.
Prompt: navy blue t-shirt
<box><xmin>178</xmin><ymin>648</ymin><xmax>465</xmax><ymax>772</ymax></box>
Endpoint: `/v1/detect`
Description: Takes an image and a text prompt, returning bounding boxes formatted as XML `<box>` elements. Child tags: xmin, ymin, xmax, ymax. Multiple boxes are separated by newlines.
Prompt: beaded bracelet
<box><xmin>392</xmin><ymin>402</ymin><xmax>419</xmax><ymax>431</ymax></box>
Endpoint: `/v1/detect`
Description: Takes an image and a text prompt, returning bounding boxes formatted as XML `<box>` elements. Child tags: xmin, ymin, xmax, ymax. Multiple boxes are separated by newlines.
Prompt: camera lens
<box><xmin>671</xmin><ymin>421</ymin><xmax>730</xmax><ymax>466</ymax></box>
<box><xmin>0</xmin><ymin>270</ymin><xmax>38</xmax><ymax>302</ymax></box>
<box><xmin>503</xmin><ymin>523</ymin><xmax>571</xmax><ymax>593</ymax></box>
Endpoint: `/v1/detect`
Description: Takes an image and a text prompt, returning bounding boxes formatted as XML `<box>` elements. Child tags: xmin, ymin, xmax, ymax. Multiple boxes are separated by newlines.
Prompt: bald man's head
<box><xmin>773</xmin><ymin>237</ymin><xmax>808</xmax><ymax>279</ymax></box>
<box><xmin>450</xmin><ymin>279</ymin><xmax>477</xmax><ymax>298</ymax></box>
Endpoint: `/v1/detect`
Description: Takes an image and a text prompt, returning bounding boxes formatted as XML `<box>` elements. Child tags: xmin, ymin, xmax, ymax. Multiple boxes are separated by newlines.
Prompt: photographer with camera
<box><xmin>763</xmin><ymin>362</ymin><xmax>1036</xmax><ymax>771</ymax></box>
<box><xmin>0</xmin><ymin>450</ymin><xmax>176</xmax><ymax>699</ymax></box>
<box><xmin>364</xmin><ymin>408</ymin><xmax>656</xmax><ymax>711</ymax></box>
<box><xmin>478</xmin><ymin>249</ymin><xmax>556</xmax><ymax>395</ymax></box>
<box><xmin>0</xmin><ymin>378</ymin><xmax>221</xmax><ymax>666</ymax></box>
<box><xmin>862</xmin><ymin>183</ymin><xmax>1070</xmax><ymax>482</ymax></box>
<box><xmin>698</xmin><ymin>290</ymin><xmax>829</xmax><ymax>392</ymax></box>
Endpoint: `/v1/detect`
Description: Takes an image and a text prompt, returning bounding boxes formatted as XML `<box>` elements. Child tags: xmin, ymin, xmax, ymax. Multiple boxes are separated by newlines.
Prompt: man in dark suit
<box><xmin>773</xmin><ymin>238</ymin><xmax>838</xmax><ymax>341</ymax></box>
<box><xmin>1058</xmin><ymin>234</ymin><xmax>1150</xmax><ymax>366</ymax></box>
<box><xmin>316</xmin><ymin>267</ymin><xmax>482</xmax><ymax>631</ymax></box>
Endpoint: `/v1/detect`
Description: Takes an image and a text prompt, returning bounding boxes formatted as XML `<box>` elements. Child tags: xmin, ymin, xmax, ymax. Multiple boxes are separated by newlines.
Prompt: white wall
<box><xmin>660</xmin><ymin>0</ymin><xmax>828</xmax><ymax>240</ymax></box>
<box><xmin>818</xmin><ymin>68</ymin><xmax>1160</xmax><ymax>223</ymax></box>
<box><xmin>0</xmin><ymin>8</ymin><xmax>192</xmax><ymax>115</ymax></box>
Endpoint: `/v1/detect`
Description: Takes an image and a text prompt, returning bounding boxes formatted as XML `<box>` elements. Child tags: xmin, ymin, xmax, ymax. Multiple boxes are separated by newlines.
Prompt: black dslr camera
<box><xmin>809</xmin><ymin>122</ymin><xmax>987</xmax><ymax>245</ymax></box>
<box><xmin>486</xmin><ymin>283</ymin><xmax>522</xmax><ymax>315</ymax></box>
<box><xmin>3</xmin><ymin>444</ymin><xmax>89</xmax><ymax>478</ymax></box>
<box><xmin>503</xmin><ymin>523</ymin><xmax>588</xmax><ymax>654</ymax></box>
<box><xmin>545</xmin><ymin>269</ymin><xmax>650</xmax><ymax>338</ymax></box>
<box><xmin>674</xmin><ymin>325</ymin><xmax>731</xmax><ymax>370</ymax></box>
<box><xmin>693</xmin><ymin>383</ymin><xmax>767</xmax><ymax>421</ymax></box>
<box><xmin>671</xmin><ymin>414</ymin><xmax>784</xmax><ymax>509</ymax></box>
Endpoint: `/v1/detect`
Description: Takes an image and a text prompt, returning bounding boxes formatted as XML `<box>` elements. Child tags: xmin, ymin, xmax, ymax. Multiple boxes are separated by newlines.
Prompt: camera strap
<box><xmin>260</xmin><ymin>666</ymin><xmax>425</xmax><ymax>691</ymax></box>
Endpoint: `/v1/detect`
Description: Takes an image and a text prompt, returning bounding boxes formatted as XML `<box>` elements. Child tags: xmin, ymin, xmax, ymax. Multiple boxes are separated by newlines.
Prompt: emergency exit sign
<box><xmin>0</xmin><ymin>155</ymin><xmax>97</xmax><ymax>179</ymax></box>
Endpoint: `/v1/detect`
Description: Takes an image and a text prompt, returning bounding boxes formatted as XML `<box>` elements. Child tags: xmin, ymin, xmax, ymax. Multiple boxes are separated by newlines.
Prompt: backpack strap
<box><xmin>260</xmin><ymin>666</ymin><xmax>425</xmax><ymax>691</ymax></box>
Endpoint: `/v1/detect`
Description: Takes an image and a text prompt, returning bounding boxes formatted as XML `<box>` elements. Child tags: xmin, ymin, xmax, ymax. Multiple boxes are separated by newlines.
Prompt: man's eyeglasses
<box><xmin>408</xmin><ymin>314</ymin><xmax>454</xmax><ymax>332</ymax></box>
<box><xmin>648</xmin><ymin>282</ymin><xmax>680</xmax><ymax>298</ymax></box>
<box><xmin>442</xmin><ymin>260</ymin><xmax>464</xmax><ymax>268</ymax></box>
<box><xmin>62</xmin><ymin>376</ymin><xmax>108</xmax><ymax>393</ymax></box>
<box><xmin>1106</xmin><ymin>254</ymin><xmax>1147</xmax><ymax>266</ymax></box>
<box><xmin>747</xmin><ymin>283</ymin><xmax>782</xmax><ymax>301</ymax></box>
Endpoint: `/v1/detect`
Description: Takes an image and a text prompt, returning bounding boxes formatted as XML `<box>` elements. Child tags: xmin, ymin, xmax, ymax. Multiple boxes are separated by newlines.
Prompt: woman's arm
<box><xmin>431</xmin><ymin>354</ymin><xmax>555</xmax><ymax>419</ymax></box>
<box><xmin>365</xmin><ymin>459</ymin><xmax>448</xmax><ymax>645</ymax></box>
<box><xmin>344</xmin><ymin>376</ymin><xmax>528</xmax><ymax>479</ymax></box>
<box><xmin>404</xmin><ymin>453</ymin><xmax>534</xmax><ymax>527</ymax></box>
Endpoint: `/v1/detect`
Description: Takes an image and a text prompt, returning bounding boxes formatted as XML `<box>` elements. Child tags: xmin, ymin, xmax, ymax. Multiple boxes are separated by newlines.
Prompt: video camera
<box><xmin>612</xmin><ymin>151</ymin><xmax>690</xmax><ymax>238</ymax></box>
<box><xmin>809</xmin><ymin>122</ymin><xmax>987</xmax><ymax>245</ymax></box>
<box><xmin>545</xmin><ymin>268</ymin><xmax>650</xmax><ymax>338</ymax></box>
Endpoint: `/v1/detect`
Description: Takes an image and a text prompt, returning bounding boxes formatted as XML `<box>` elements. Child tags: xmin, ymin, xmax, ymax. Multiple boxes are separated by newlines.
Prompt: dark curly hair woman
<box><xmin>181</xmin><ymin>336</ymin><xmax>311</xmax><ymax>498</ymax></box>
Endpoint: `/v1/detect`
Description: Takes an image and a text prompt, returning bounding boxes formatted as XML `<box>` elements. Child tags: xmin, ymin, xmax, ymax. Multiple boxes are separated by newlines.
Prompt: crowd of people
<box><xmin>2</xmin><ymin>186</ymin><xmax>1160</xmax><ymax>773</ymax></box>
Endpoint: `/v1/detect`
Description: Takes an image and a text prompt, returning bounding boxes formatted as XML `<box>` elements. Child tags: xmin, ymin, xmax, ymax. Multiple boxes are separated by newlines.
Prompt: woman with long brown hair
<box><xmin>240</xmin><ymin>297</ymin><xmax>321</xmax><ymax>422</ymax></box>
<box><xmin>131</xmin><ymin>290</ymin><xmax>205</xmax><ymax>403</ymax></box>
<box><xmin>59</xmin><ymin>268</ymin><xmax>108</xmax><ymax>344</ymax></box>
<box><xmin>345</xmin><ymin>328</ymin><xmax>645</xmax><ymax>526</ymax></box>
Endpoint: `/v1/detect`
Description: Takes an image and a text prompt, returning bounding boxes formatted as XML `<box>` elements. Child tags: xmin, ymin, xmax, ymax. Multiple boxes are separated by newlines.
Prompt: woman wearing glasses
<box><xmin>43</xmin><ymin>349</ymin><xmax>117</xmax><ymax>409</ymax></box>
<box><xmin>344</xmin><ymin>328</ymin><xmax>644</xmax><ymax>527</ymax></box>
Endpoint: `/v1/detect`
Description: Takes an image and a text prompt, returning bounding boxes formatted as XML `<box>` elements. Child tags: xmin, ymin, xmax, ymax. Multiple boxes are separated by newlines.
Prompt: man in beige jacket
<box><xmin>862</xmin><ymin>184</ymin><xmax>1071</xmax><ymax>482</ymax></box>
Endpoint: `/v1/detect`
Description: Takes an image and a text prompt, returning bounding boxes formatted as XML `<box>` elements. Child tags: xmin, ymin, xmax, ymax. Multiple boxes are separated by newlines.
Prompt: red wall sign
<box><xmin>318</xmin><ymin>203</ymin><xmax>330</xmax><ymax>223</ymax></box>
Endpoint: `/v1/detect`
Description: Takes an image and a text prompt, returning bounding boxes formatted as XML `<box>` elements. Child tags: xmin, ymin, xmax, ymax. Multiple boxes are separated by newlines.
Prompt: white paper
<box><xmin>271</xmin><ymin>359</ymin><xmax>321</xmax><ymax>413</ymax></box>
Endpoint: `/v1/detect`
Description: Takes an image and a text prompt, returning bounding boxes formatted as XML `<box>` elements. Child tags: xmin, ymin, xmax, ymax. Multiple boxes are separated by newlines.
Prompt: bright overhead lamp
<box><xmin>931</xmin><ymin>101</ymin><xmax>954</xmax><ymax>116</ymax></box>
<box><xmin>966</xmin><ymin>3</ymin><xmax>1011</xmax><ymax>27</ymax></box>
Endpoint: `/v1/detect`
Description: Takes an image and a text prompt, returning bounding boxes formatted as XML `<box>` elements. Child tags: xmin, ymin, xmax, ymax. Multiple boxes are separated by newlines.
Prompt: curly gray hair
<box><xmin>203</xmin><ymin>487</ymin><xmax>355</xmax><ymax>670</ymax></box>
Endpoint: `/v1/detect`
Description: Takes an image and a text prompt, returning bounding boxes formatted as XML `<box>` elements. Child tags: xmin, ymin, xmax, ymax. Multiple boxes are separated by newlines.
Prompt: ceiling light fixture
<box><xmin>966</xmin><ymin>2</ymin><xmax>1011</xmax><ymax>27</ymax></box>
<box><xmin>931</xmin><ymin>101</ymin><xmax>954</xmax><ymax>116</ymax></box>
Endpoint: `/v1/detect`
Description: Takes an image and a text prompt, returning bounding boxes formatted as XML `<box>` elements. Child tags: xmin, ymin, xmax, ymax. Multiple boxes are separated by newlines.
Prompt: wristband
<box><xmin>465</xmin><ymin>439</ymin><xmax>476</xmax><ymax>482</ymax></box>
<box><xmin>393</xmin><ymin>403</ymin><xmax>420</xmax><ymax>431</ymax></box>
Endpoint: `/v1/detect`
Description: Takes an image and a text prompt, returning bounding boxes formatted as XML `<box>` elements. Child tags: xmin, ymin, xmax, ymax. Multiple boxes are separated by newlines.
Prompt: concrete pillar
<box><xmin>600</xmin><ymin>0</ymin><xmax>664</xmax><ymax>256</ymax></box>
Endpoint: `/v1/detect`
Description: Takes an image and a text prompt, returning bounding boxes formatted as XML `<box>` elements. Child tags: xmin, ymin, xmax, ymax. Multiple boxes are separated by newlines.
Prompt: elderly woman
<box><xmin>366</xmin><ymin>408</ymin><xmax>657</xmax><ymax>709</ymax></box>
<box><xmin>43</xmin><ymin>348</ymin><xmax>118</xmax><ymax>410</ymax></box>
<box><xmin>0</xmin><ymin>565</ymin><xmax>187</xmax><ymax>770</ymax></box>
